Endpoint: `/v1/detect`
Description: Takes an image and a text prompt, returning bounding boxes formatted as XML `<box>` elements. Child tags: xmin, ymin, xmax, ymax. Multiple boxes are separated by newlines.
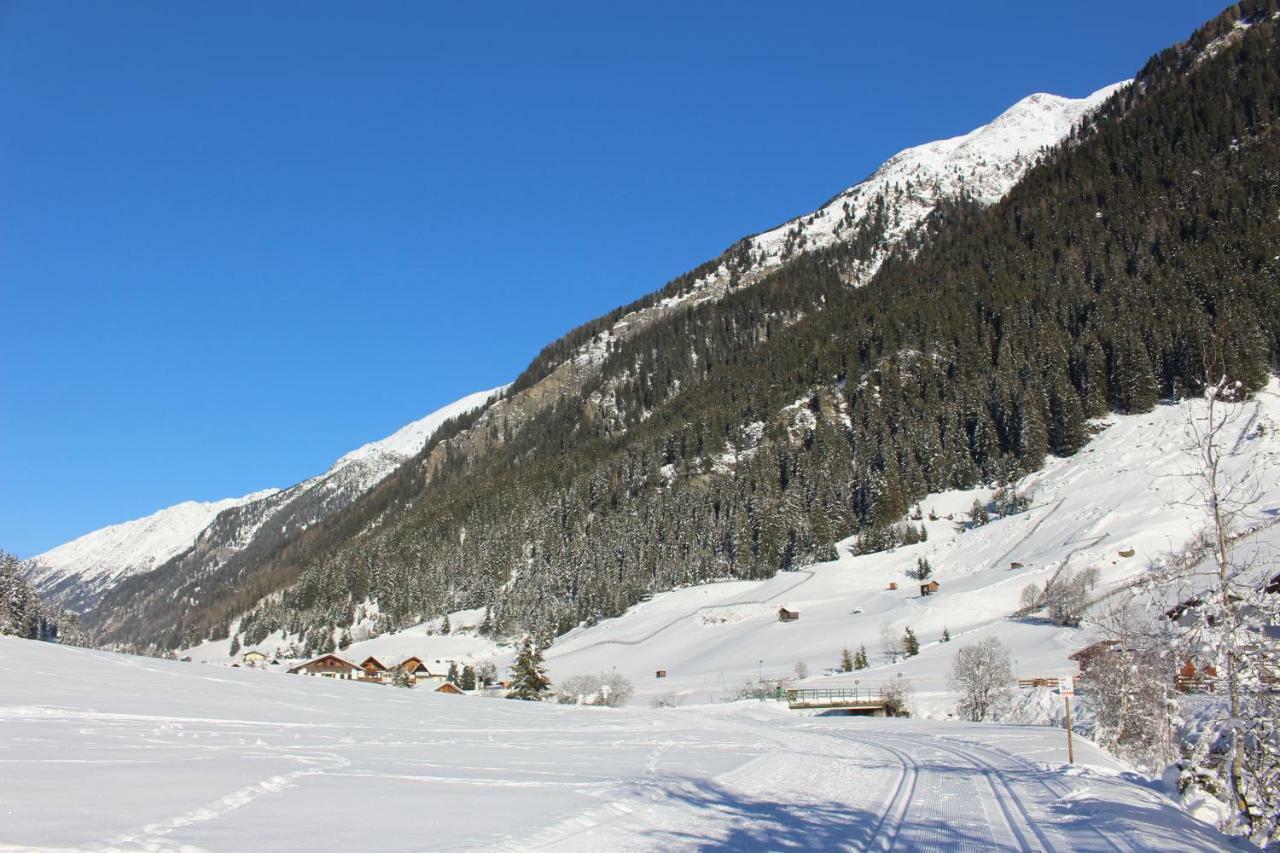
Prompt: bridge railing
<box><xmin>786</xmin><ymin>687</ymin><xmax>885</xmax><ymax>705</ymax></box>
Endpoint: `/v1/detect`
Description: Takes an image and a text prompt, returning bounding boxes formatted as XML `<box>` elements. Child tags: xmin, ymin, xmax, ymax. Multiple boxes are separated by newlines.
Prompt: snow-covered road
<box><xmin>0</xmin><ymin>639</ymin><xmax>1225</xmax><ymax>851</ymax></box>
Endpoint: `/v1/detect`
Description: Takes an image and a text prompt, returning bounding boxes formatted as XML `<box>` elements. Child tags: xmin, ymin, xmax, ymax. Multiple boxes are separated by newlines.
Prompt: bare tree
<box><xmin>949</xmin><ymin>637</ymin><xmax>1013</xmax><ymax>722</ymax></box>
<box><xmin>1089</xmin><ymin>599</ymin><xmax>1179</xmax><ymax>772</ymax></box>
<box><xmin>1020</xmin><ymin>566</ymin><xmax>1099</xmax><ymax>627</ymax></box>
<box><xmin>879</xmin><ymin>622</ymin><xmax>903</xmax><ymax>663</ymax></box>
<box><xmin>1160</xmin><ymin>368</ymin><xmax>1280</xmax><ymax>842</ymax></box>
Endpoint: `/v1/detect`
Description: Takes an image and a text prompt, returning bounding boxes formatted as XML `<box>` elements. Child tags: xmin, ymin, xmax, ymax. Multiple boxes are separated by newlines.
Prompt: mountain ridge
<box><xmin>27</xmin><ymin>386</ymin><xmax>505</xmax><ymax>613</ymax></box>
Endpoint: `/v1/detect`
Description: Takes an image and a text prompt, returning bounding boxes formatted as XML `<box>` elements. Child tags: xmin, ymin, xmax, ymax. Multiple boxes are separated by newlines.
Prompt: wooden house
<box><xmin>434</xmin><ymin>681</ymin><xmax>465</xmax><ymax>695</ymax></box>
<box><xmin>242</xmin><ymin>649</ymin><xmax>267</xmax><ymax>667</ymax></box>
<box><xmin>1069</xmin><ymin>640</ymin><xmax>1120</xmax><ymax>672</ymax></box>
<box><xmin>287</xmin><ymin>654</ymin><xmax>362</xmax><ymax>680</ymax></box>
<box><xmin>359</xmin><ymin>656</ymin><xmax>390</xmax><ymax>682</ymax></box>
<box><xmin>887</xmin><ymin>582</ymin><xmax>898</xmax><ymax>591</ymax></box>
<box><xmin>919</xmin><ymin>580</ymin><xmax>940</xmax><ymax>596</ymax></box>
<box><xmin>655</xmin><ymin>670</ymin><xmax>667</xmax><ymax>679</ymax></box>
<box><xmin>777</xmin><ymin>607</ymin><xmax>800</xmax><ymax>623</ymax></box>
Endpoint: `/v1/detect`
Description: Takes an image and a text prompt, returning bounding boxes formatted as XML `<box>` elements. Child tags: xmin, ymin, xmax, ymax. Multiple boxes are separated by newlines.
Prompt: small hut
<box><xmin>777</xmin><ymin>607</ymin><xmax>800</xmax><ymax>623</ymax></box>
<box><xmin>434</xmin><ymin>681</ymin><xmax>465</xmax><ymax>695</ymax></box>
<box><xmin>919</xmin><ymin>580</ymin><xmax>940</xmax><ymax>596</ymax></box>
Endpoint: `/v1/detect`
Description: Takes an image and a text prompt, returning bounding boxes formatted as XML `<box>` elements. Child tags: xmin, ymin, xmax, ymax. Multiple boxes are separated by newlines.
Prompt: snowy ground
<box><xmin>0</xmin><ymin>638</ymin><xmax>1231</xmax><ymax>851</ymax></box>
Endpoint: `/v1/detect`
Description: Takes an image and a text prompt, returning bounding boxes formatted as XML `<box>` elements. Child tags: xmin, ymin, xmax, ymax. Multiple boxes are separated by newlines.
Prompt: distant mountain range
<box><xmin>25</xmin><ymin>387</ymin><xmax>503</xmax><ymax>613</ymax></box>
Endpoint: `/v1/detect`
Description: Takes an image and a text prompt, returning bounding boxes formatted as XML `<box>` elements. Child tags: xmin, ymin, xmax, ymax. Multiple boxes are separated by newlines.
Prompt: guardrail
<box><xmin>786</xmin><ymin>687</ymin><xmax>886</xmax><ymax>705</ymax></box>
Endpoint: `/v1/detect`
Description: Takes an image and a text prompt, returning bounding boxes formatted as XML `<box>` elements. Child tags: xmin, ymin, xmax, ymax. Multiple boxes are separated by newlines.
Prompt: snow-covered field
<box><xmin>0</xmin><ymin>638</ymin><xmax>1229</xmax><ymax>850</ymax></box>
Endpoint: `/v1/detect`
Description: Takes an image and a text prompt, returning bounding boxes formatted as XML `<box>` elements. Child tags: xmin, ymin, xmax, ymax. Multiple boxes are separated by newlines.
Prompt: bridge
<box><xmin>785</xmin><ymin>687</ymin><xmax>889</xmax><ymax>715</ymax></box>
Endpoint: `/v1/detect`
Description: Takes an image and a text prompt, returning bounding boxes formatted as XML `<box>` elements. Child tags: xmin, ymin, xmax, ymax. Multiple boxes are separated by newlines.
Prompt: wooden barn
<box><xmin>919</xmin><ymin>580</ymin><xmax>940</xmax><ymax>596</ymax></box>
<box><xmin>434</xmin><ymin>681</ymin><xmax>465</xmax><ymax>695</ymax></box>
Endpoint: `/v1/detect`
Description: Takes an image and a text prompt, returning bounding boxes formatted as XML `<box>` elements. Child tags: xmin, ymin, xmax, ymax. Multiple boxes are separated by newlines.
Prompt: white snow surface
<box><xmin>0</xmin><ymin>637</ymin><xmax>1230</xmax><ymax>851</ymax></box>
<box><xmin>27</xmin><ymin>387</ymin><xmax>506</xmax><ymax>603</ymax></box>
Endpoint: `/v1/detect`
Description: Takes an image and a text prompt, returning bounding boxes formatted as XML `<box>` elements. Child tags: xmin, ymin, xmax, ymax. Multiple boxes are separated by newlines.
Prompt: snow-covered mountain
<box><xmin>568</xmin><ymin>82</ymin><xmax>1127</xmax><ymax>370</ymax></box>
<box><xmin>24</xmin><ymin>491</ymin><xmax>279</xmax><ymax>610</ymax></box>
<box><xmin>28</xmin><ymin>386</ymin><xmax>505</xmax><ymax>612</ymax></box>
<box><xmin>691</xmin><ymin>82</ymin><xmax>1128</xmax><ymax>297</ymax></box>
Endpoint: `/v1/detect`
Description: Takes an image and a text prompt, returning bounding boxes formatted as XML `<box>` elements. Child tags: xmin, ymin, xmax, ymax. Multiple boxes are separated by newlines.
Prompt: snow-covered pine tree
<box><xmin>903</xmin><ymin>627</ymin><xmax>920</xmax><ymax>657</ymax></box>
<box><xmin>507</xmin><ymin>636</ymin><xmax>551</xmax><ymax>701</ymax></box>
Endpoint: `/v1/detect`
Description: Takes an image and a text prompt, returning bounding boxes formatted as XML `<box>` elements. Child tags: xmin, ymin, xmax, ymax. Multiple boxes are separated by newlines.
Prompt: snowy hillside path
<box><xmin>0</xmin><ymin>640</ymin><xmax>1227</xmax><ymax>852</ymax></box>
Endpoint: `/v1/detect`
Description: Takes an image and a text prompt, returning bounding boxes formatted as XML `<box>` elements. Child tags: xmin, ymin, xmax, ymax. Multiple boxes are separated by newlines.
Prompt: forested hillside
<box><xmin>98</xmin><ymin>1</ymin><xmax>1280</xmax><ymax>654</ymax></box>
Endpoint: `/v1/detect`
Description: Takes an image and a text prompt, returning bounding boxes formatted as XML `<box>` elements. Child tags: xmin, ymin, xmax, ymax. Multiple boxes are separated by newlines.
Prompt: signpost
<box><xmin>1059</xmin><ymin>673</ymin><xmax>1075</xmax><ymax>765</ymax></box>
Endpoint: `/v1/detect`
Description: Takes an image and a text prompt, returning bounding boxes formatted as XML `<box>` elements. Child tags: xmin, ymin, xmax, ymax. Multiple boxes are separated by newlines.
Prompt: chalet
<box><xmin>1177</xmin><ymin>659</ymin><xmax>1218</xmax><ymax>692</ymax></box>
<box><xmin>242</xmin><ymin>649</ymin><xmax>267</xmax><ymax>667</ymax></box>
<box><xmin>287</xmin><ymin>654</ymin><xmax>362</xmax><ymax>680</ymax></box>
<box><xmin>397</xmin><ymin>657</ymin><xmax>446</xmax><ymax>685</ymax></box>
<box><xmin>919</xmin><ymin>580</ymin><xmax>940</xmax><ymax>596</ymax></box>
<box><xmin>777</xmin><ymin>607</ymin><xmax>800</xmax><ymax>623</ymax></box>
<box><xmin>359</xmin><ymin>656</ymin><xmax>390</xmax><ymax>682</ymax></box>
<box><xmin>434</xmin><ymin>681</ymin><xmax>465</xmax><ymax>695</ymax></box>
<box><xmin>1069</xmin><ymin>640</ymin><xmax>1120</xmax><ymax>672</ymax></box>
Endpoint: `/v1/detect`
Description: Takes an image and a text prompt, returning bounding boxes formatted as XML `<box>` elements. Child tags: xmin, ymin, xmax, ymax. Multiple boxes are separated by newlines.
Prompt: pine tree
<box><xmin>903</xmin><ymin>627</ymin><xmax>920</xmax><ymax>657</ymax></box>
<box><xmin>508</xmin><ymin>636</ymin><xmax>551</xmax><ymax>700</ymax></box>
<box><xmin>915</xmin><ymin>557</ymin><xmax>932</xmax><ymax>581</ymax></box>
<box><xmin>853</xmin><ymin>645</ymin><xmax>869</xmax><ymax>670</ymax></box>
<box><xmin>840</xmin><ymin>646</ymin><xmax>854</xmax><ymax>672</ymax></box>
<box><xmin>441</xmin><ymin>613</ymin><xmax>451</xmax><ymax>635</ymax></box>
<box><xmin>460</xmin><ymin>665</ymin><xmax>477</xmax><ymax>691</ymax></box>
<box><xmin>942</xmin><ymin>627</ymin><xmax>951</xmax><ymax>642</ymax></box>
<box><xmin>229</xmin><ymin>635</ymin><xmax>240</xmax><ymax>657</ymax></box>
<box><xmin>447</xmin><ymin>661</ymin><xmax>459</xmax><ymax>684</ymax></box>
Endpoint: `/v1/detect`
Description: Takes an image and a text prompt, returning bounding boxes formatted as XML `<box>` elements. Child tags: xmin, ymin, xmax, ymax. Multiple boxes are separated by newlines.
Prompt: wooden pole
<box><xmin>1064</xmin><ymin>695</ymin><xmax>1075</xmax><ymax>765</ymax></box>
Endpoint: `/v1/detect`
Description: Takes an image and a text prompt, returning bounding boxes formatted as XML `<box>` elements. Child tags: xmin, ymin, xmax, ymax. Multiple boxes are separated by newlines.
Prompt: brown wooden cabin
<box><xmin>887</xmin><ymin>582</ymin><xmax>898</xmax><ymax>591</ymax></box>
<box><xmin>919</xmin><ymin>580</ymin><xmax>940</xmax><ymax>596</ymax></box>
<box><xmin>655</xmin><ymin>670</ymin><xmax>668</xmax><ymax>678</ymax></box>
<box><xmin>1010</xmin><ymin>561</ymin><xmax>1024</xmax><ymax>569</ymax></box>
<box><xmin>434</xmin><ymin>681</ymin><xmax>465</xmax><ymax>695</ymax></box>
<box><xmin>777</xmin><ymin>607</ymin><xmax>800</xmax><ymax>623</ymax></box>
<box><xmin>359</xmin><ymin>656</ymin><xmax>390</xmax><ymax>682</ymax></box>
<box><xmin>287</xmin><ymin>654</ymin><xmax>362</xmax><ymax>680</ymax></box>
<box><xmin>1069</xmin><ymin>640</ymin><xmax>1119</xmax><ymax>672</ymax></box>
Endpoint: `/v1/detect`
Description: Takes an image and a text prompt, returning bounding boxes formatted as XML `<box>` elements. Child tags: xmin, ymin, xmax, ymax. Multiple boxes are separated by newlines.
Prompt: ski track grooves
<box><xmin>862</xmin><ymin>738</ymin><xmax>920</xmax><ymax>852</ymax></box>
<box><xmin>942</xmin><ymin>736</ymin><xmax>1126</xmax><ymax>853</ymax></box>
<box><xmin>910</xmin><ymin>734</ymin><xmax>1055</xmax><ymax>851</ymax></box>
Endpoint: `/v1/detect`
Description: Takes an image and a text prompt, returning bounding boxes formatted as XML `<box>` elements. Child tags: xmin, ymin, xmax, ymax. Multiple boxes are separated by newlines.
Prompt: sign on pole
<box><xmin>1060</xmin><ymin>672</ymin><xmax>1076</xmax><ymax>764</ymax></box>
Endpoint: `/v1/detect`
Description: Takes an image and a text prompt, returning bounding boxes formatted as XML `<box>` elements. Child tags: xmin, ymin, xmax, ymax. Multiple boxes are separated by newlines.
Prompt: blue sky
<box><xmin>0</xmin><ymin>1</ymin><xmax>1219</xmax><ymax>556</ymax></box>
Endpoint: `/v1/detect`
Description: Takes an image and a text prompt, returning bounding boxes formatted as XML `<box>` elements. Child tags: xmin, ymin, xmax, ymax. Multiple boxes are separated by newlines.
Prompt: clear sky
<box><xmin>0</xmin><ymin>1</ymin><xmax>1221</xmax><ymax>556</ymax></box>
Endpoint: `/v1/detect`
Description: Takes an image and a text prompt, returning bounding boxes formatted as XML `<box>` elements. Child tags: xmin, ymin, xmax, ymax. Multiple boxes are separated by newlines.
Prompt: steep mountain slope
<box><xmin>95</xmin><ymin>1</ymin><xmax>1280</xmax><ymax>654</ymax></box>
<box><xmin>38</xmin><ymin>386</ymin><xmax>502</xmax><ymax>621</ymax></box>
<box><xmin>664</xmin><ymin>83</ymin><xmax>1126</xmax><ymax>307</ymax></box>
<box><xmin>90</xmin><ymin>89</ymin><xmax>1121</xmax><ymax>651</ymax></box>
<box><xmin>24</xmin><ymin>490</ymin><xmax>277</xmax><ymax>611</ymax></box>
